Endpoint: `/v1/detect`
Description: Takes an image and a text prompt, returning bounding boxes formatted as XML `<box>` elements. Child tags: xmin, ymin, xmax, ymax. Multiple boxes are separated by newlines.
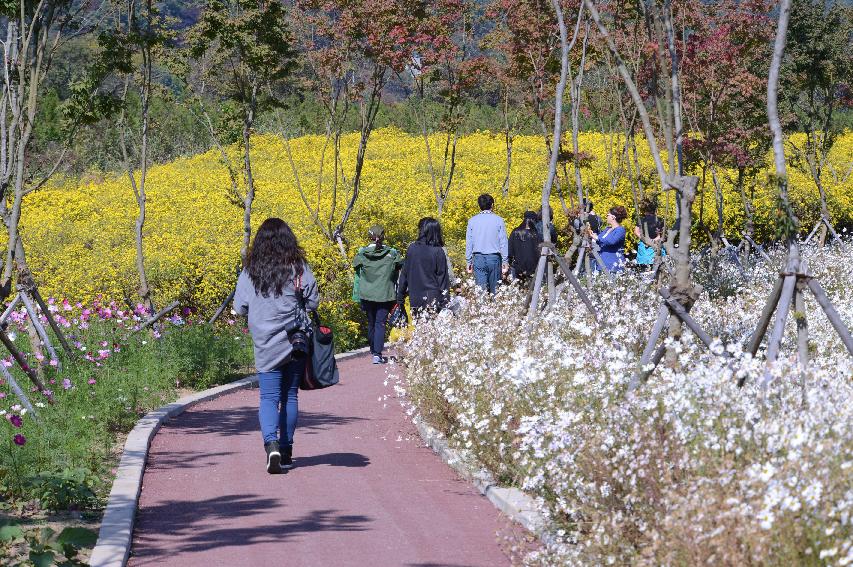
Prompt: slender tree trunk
<box><xmin>240</xmin><ymin>95</ymin><xmax>257</xmax><ymax>266</ymax></box>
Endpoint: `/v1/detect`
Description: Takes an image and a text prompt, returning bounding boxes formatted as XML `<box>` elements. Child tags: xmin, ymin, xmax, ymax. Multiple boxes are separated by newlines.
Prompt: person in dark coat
<box><xmin>508</xmin><ymin>214</ymin><xmax>542</xmax><ymax>284</ymax></box>
<box><xmin>398</xmin><ymin>217</ymin><xmax>451</xmax><ymax>315</ymax></box>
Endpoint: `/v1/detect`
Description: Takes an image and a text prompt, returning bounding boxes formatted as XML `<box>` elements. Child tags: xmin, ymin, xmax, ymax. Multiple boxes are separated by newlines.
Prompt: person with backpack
<box><xmin>397</xmin><ymin>217</ymin><xmax>451</xmax><ymax>316</ymax></box>
<box><xmin>633</xmin><ymin>195</ymin><xmax>666</xmax><ymax>270</ymax></box>
<box><xmin>353</xmin><ymin>225</ymin><xmax>403</xmax><ymax>364</ymax></box>
<box><xmin>234</xmin><ymin>218</ymin><xmax>319</xmax><ymax>474</ymax></box>
<box><xmin>508</xmin><ymin>212</ymin><xmax>543</xmax><ymax>284</ymax></box>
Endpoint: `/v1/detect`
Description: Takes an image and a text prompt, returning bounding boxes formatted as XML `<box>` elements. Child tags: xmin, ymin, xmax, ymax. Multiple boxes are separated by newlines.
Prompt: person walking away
<box><xmin>465</xmin><ymin>194</ymin><xmax>508</xmax><ymax>294</ymax></box>
<box><xmin>234</xmin><ymin>218</ymin><xmax>319</xmax><ymax>474</ymax></box>
<box><xmin>633</xmin><ymin>196</ymin><xmax>666</xmax><ymax>270</ymax></box>
<box><xmin>508</xmin><ymin>214</ymin><xmax>542</xmax><ymax>284</ymax></box>
<box><xmin>590</xmin><ymin>205</ymin><xmax>628</xmax><ymax>273</ymax></box>
<box><xmin>583</xmin><ymin>199</ymin><xmax>602</xmax><ymax>233</ymax></box>
<box><xmin>353</xmin><ymin>225</ymin><xmax>403</xmax><ymax>364</ymax></box>
<box><xmin>398</xmin><ymin>217</ymin><xmax>451</xmax><ymax>316</ymax></box>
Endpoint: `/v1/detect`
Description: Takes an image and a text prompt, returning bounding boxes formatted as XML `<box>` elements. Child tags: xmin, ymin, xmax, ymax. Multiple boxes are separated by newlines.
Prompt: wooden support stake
<box><xmin>742</xmin><ymin>234</ymin><xmax>772</xmax><ymax>263</ymax></box>
<box><xmin>634</xmin><ymin>343</ymin><xmax>667</xmax><ymax>387</ymax></box>
<box><xmin>0</xmin><ymin>364</ymin><xmax>37</xmax><ymax>419</ymax></box>
<box><xmin>208</xmin><ymin>289</ymin><xmax>236</xmax><ymax>326</ymax></box>
<box><xmin>628</xmin><ymin>303</ymin><xmax>669</xmax><ymax>392</ymax></box>
<box><xmin>20</xmin><ymin>292</ymin><xmax>61</xmax><ymax>370</ymax></box>
<box><xmin>548</xmin><ymin>244</ymin><xmax>598</xmax><ymax>319</ymax></box>
<box><xmin>804</xmin><ymin>221</ymin><xmax>821</xmax><ymax>245</ymax></box>
<box><xmin>765</xmin><ymin>274</ymin><xmax>797</xmax><ymax>363</ymax></box>
<box><xmin>547</xmin><ymin>261</ymin><xmax>556</xmax><ymax>306</ymax></box>
<box><xmin>794</xmin><ymin>281</ymin><xmax>808</xmax><ymax>368</ymax></box>
<box><xmin>573</xmin><ymin>246</ymin><xmax>586</xmax><ymax>275</ymax></box>
<box><xmin>806</xmin><ymin>278</ymin><xmax>853</xmax><ymax>357</ymax></box>
<box><xmin>0</xmin><ymin>328</ymin><xmax>51</xmax><ymax>401</ymax></box>
<box><xmin>0</xmin><ymin>294</ymin><xmax>21</xmax><ymax>324</ymax></box>
<box><xmin>823</xmin><ymin>217</ymin><xmax>843</xmax><ymax>245</ymax></box>
<box><xmin>133</xmin><ymin>300</ymin><xmax>181</xmax><ymax>335</ymax></box>
<box><xmin>29</xmin><ymin>287</ymin><xmax>75</xmax><ymax>357</ymax></box>
<box><xmin>746</xmin><ymin>276</ymin><xmax>784</xmax><ymax>356</ymax></box>
<box><xmin>663</xmin><ymin>296</ymin><xmax>716</xmax><ymax>350</ymax></box>
<box><xmin>527</xmin><ymin>254</ymin><xmax>548</xmax><ymax>319</ymax></box>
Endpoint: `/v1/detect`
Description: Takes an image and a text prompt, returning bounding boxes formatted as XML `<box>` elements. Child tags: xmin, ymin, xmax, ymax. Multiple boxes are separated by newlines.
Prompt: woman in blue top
<box><xmin>590</xmin><ymin>205</ymin><xmax>628</xmax><ymax>273</ymax></box>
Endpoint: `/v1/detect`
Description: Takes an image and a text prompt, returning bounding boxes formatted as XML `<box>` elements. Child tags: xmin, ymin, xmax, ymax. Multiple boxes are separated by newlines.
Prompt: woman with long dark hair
<box><xmin>234</xmin><ymin>218</ymin><xmax>319</xmax><ymax>474</ymax></box>
<box><xmin>508</xmin><ymin>212</ymin><xmax>543</xmax><ymax>283</ymax></box>
<box><xmin>397</xmin><ymin>217</ymin><xmax>451</xmax><ymax>315</ymax></box>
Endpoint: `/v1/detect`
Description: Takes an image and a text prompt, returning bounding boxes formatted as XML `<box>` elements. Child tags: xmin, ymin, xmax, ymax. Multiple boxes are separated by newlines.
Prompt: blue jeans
<box><xmin>361</xmin><ymin>300</ymin><xmax>393</xmax><ymax>356</ymax></box>
<box><xmin>258</xmin><ymin>357</ymin><xmax>305</xmax><ymax>447</ymax></box>
<box><xmin>473</xmin><ymin>253</ymin><xmax>501</xmax><ymax>294</ymax></box>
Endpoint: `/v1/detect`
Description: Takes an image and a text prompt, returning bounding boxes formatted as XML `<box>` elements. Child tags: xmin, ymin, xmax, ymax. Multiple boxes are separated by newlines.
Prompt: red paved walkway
<box><xmin>129</xmin><ymin>354</ymin><xmax>519</xmax><ymax>567</ymax></box>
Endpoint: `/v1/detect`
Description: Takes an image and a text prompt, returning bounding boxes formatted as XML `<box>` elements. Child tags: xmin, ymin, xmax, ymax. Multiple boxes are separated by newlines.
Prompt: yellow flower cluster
<box><xmin>20</xmin><ymin>128</ymin><xmax>853</xmax><ymax>313</ymax></box>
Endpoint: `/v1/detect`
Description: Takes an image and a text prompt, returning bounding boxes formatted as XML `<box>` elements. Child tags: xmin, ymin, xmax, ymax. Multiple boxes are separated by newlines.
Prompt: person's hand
<box><xmin>466</xmin><ymin>264</ymin><xmax>473</xmax><ymax>274</ymax></box>
<box><xmin>502</xmin><ymin>263</ymin><xmax>509</xmax><ymax>275</ymax></box>
<box><xmin>633</xmin><ymin>226</ymin><xmax>642</xmax><ymax>238</ymax></box>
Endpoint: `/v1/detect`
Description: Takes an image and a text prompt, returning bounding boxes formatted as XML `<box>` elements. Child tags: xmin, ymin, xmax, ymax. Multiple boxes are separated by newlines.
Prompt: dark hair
<box><xmin>516</xmin><ymin>218</ymin><xmax>539</xmax><ymax>242</ymax></box>
<box><xmin>417</xmin><ymin>217</ymin><xmax>445</xmax><ymax>247</ymax></box>
<box><xmin>523</xmin><ymin>210</ymin><xmax>538</xmax><ymax>222</ymax></box>
<box><xmin>640</xmin><ymin>194</ymin><xmax>659</xmax><ymax>216</ymax></box>
<box><xmin>583</xmin><ymin>198</ymin><xmax>594</xmax><ymax>212</ymax></box>
<box><xmin>477</xmin><ymin>194</ymin><xmax>494</xmax><ymax>211</ymax></box>
<box><xmin>247</xmin><ymin>218</ymin><xmax>306</xmax><ymax>298</ymax></box>
<box><xmin>609</xmin><ymin>206</ymin><xmax>628</xmax><ymax>223</ymax></box>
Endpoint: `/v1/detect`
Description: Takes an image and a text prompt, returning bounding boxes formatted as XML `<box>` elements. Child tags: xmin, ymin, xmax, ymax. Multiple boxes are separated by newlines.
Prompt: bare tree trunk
<box><xmin>240</xmin><ymin>90</ymin><xmax>257</xmax><ymax>266</ymax></box>
<box><xmin>529</xmin><ymin>0</ymin><xmax>572</xmax><ymax>319</ymax></box>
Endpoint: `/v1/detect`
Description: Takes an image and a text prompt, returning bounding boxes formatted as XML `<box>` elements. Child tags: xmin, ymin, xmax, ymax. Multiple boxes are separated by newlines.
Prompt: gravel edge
<box><xmin>88</xmin><ymin>346</ymin><xmax>371</xmax><ymax>567</ymax></box>
<box><xmin>410</xmin><ymin>414</ymin><xmax>555</xmax><ymax>547</ymax></box>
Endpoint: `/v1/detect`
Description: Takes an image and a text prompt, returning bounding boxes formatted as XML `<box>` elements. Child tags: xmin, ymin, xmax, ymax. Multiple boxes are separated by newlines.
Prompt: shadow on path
<box><xmin>133</xmin><ymin>494</ymin><xmax>371</xmax><ymax>561</ymax></box>
<box><xmin>294</xmin><ymin>452</ymin><xmax>370</xmax><ymax>468</ymax></box>
<box><xmin>162</xmin><ymin>406</ymin><xmax>367</xmax><ymax>438</ymax></box>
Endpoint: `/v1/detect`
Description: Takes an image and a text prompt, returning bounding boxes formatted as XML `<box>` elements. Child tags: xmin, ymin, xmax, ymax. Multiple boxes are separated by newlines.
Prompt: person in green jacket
<box><xmin>353</xmin><ymin>225</ymin><xmax>403</xmax><ymax>364</ymax></box>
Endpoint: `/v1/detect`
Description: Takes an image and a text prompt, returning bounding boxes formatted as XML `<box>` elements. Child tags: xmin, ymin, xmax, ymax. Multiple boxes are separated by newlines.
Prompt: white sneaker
<box><xmin>372</xmin><ymin>355</ymin><xmax>382</xmax><ymax>364</ymax></box>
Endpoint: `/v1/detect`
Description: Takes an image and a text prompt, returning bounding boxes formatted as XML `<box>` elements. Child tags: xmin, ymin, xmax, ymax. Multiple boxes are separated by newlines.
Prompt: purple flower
<box><xmin>87</xmin><ymin>378</ymin><xmax>96</xmax><ymax>385</ymax></box>
<box><xmin>13</xmin><ymin>434</ymin><xmax>25</xmax><ymax>446</ymax></box>
<box><xmin>9</xmin><ymin>414</ymin><xmax>22</xmax><ymax>428</ymax></box>
<box><xmin>62</xmin><ymin>378</ymin><xmax>72</xmax><ymax>390</ymax></box>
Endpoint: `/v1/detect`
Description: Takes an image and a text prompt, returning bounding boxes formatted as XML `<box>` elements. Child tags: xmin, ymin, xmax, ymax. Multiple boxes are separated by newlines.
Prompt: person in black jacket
<box><xmin>398</xmin><ymin>217</ymin><xmax>451</xmax><ymax>316</ymax></box>
<box><xmin>508</xmin><ymin>214</ymin><xmax>542</xmax><ymax>284</ymax></box>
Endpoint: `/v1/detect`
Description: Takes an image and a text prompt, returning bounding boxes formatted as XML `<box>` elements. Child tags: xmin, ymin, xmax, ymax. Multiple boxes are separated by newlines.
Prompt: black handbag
<box><xmin>300</xmin><ymin>312</ymin><xmax>340</xmax><ymax>390</ymax></box>
<box><xmin>387</xmin><ymin>302</ymin><xmax>408</xmax><ymax>329</ymax></box>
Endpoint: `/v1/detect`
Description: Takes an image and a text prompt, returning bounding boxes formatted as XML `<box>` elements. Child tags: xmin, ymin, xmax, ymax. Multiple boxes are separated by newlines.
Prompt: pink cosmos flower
<box><xmin>49</xmin><ymin>359</ymin><xmax>58</xmax><ymax>367</ymax></box>
<box><xmin>35</xmin><ymin>353</ymin><xmax>45</xmax><ymax>362</ymax></box>
<box><xmin>13</xmin><ymin>434</ymin><xmax>25</xmax><ymax>446</ymax></box>
<box><xmin>87</xmin><ymin>378</ymin><xmax>96</xmax><ymax>385</ymax></box>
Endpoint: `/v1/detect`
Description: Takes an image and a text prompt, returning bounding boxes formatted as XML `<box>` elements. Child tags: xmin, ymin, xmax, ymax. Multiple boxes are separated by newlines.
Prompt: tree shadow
<box><xmin>161</xmin><ymin>407</ymin><xmax>366</xmax><ymax>438</ymax></box>
<box><xmin>132</xmin><ymin>494</ymin><xmax>371</xmax><ymax>563</ymax></box>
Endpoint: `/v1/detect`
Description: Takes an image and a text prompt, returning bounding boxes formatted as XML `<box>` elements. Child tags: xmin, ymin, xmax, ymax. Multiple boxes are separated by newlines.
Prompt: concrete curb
<box><xmin>411</xmin><ymin>414</ymin><xmax>555</xmax><ymax>547</ymax></box>
<box><xmin>89</xmin><ymin>345</ymin><xmax>372</xmax><ymax>567</ymax></box>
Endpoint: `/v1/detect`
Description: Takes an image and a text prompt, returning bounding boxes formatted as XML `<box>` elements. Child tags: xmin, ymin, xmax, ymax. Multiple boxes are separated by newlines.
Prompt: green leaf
<box><xmin>0</xmin><ymin>524</ymin><xmax>23</xmax><ymax>542</ymax></box>
<box><xmin>29</xmin><ymin>550</ymin><xmax>56</xmax><ymax>567</ymax></box>
<box><xmin>57</xmin><ymin>527</ymin><xmax>97</xmax><ymax>550</ymax></box>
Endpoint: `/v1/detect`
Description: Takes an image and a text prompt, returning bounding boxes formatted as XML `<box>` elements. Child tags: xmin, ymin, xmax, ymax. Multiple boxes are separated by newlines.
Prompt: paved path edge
<box><xmin>89</xmin><ymin>346</ymin><xmax>372</xmax><ymax>567</ymax></box>
<box><xmin>411</xmin><ymin>414</ymin><xmax>555</xmax><ymax>548</ymax></box>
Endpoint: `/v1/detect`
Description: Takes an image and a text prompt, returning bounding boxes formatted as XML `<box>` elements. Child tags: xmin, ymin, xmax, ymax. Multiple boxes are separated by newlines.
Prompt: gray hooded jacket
<box><xmin>234</xmin><ymin>263</ymin><xmax>319</xmax><ymax>372</ymax></box>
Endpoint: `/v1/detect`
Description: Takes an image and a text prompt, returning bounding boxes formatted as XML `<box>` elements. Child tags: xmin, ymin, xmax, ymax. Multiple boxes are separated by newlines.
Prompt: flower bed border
<box><xmin>88</xmin><ymin>346</ymin><xmax>371</xmax><ymax>567</ymax></box>
<box><xmin>410</xmin><ymin>413</ymin><xmax>555</xmax><ymax>547</ymax></box>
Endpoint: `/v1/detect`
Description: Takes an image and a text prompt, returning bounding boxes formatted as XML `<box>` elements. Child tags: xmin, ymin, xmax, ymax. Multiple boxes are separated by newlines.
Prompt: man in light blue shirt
<box><xmin>465</xmin><ymin>194</ymin><xmax>509</xmax><ymax>294</ymax></box>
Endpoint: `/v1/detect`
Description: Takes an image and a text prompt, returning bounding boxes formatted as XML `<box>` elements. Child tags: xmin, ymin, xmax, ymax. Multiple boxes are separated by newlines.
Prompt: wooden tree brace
<box><xmin>543</xmin><ymin>242</ymin><xmax>599</xmax><ymax>320</ymax></box>
<box><xmin>0</xmin><ymin>328</ymin><xmax>52</xmax><ymax>402</ymax></box>
<box><xmin>133</xmin><ymin>300</ymin><xmax>180</xmax><ymax>335</ymax></box>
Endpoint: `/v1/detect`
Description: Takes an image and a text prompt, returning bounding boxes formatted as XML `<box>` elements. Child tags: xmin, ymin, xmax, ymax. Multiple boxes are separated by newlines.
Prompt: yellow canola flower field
<box><xmin>21</xmin><ymin>128</ymin><xmax>853</xmax><ymax>319</ymax></box>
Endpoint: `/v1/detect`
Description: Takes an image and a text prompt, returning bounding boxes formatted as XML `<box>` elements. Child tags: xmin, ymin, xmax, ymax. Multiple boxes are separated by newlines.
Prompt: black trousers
<box><xmin>361</xmin><ymin>300</ymin><xmax>394</xmax><ymax>356</ymax></box>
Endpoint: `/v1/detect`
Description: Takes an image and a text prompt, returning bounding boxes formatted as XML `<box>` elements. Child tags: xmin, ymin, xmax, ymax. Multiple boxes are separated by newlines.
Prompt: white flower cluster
<box><xmin>400</xmin><ymin>244</ymin><xmax>853</xmax><ymax>566</ymax></box>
